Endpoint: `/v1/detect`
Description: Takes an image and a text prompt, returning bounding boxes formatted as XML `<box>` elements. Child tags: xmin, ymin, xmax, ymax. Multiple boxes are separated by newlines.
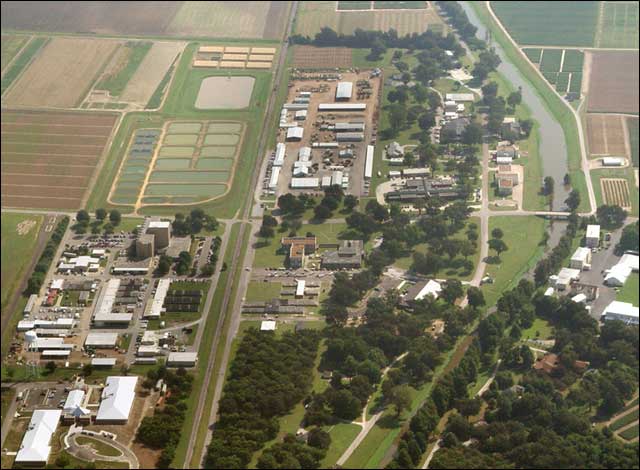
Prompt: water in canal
<box><xmin>460</xmin><ymin>2</ymin><xmax>571</xmax><ymax>210</ymax></box>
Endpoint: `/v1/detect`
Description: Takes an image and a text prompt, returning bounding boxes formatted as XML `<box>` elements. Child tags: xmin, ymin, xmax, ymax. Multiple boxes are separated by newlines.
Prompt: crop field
<box><xmin>0</xmin><ymin>35</ymin><xmax>28</xmax><ymax>72</ymax></box>
<box><xmin>539</xmin><ymin>49</ymin><xmax>562</xmax><ymax>72</ymax></box>
<box><xmin>562</xmin><ymin>50</ymin><xmax>584</xmax><ymax>72</ymax></box>
<box><xmin>338</xmin><ymin>1</ymin><xmax>372</xmax><ymax>10</ymax></box>
<box><xmin>0</xmin><ymin>36</ymin><xmax>47</xmax><ymax>96</ymax></box>
<box><xmin>628</xmin><ymin>117</ymin><xmax>639</xmax><ymax>167</ymax></box>
<box><xmin>530</xmin><ymin>49</ymin><xmax>584</xmax><ymax>95</ymax></box>
<box><xmin>119</xmin><ymin>41</ymin><xmax>185</xmax><ymax>107</ymax></box>
<box><xmin>596</xmin><ymin>1</ymin><xmax>639</xmax><ymax>48</ymax></box>
<box><xmin>587</xmin><ymin>114</ymin><xmax>628</xmax><ymax>156</ymax></box>
<box><xmin>587</xmin><ymin>51</ymin><xmax>639</xmax><ymax>114</ymax></box>
<box><xmin>601</xmin><ymin>178</ymin><xmax>631</xmax><ymax>208</ymax></box>
<box><xmin>95</xmin><ymin>41</ymin><xmax>152</xmax><ymax>97</ymax></box>
<box><xmin>4</xmin><ymin>37</ymin><xmax>120</xmax><ymax>108</ymax></box>
<box><xmin>555</xmin><ymin>72</ymin><xmax>570</xmax><ymax>93</ymax></box>
<box><xmin>168</xmin><ymin>1</ymin><xmax>290</xmax><ymax>39</ymax></box>
<box><xmin>294</xmin><ymin>1</ymin><xmax>445</xmax><ymax>36</ymax></box>
<box><xmin>338</xmin><ymin>1</ymin><xmax>427</xmax><ymax>9</ymax></box>
<box><xmin>2</xmin><ymin>110</ymin><xmax>118</xmax><ymax>210</ymax></box>
<box><xmin>523</xmin><ymin>48</ymin><xmax>542</xmax><ymax>63</ymax></box>
<box><xmin>292</xmin><ymin>46</ymin><xmax>353</xmax><ymax>68</ymax></box>
<box><xmin>110</xmin><ymin>120</ymin><xmax>244</xmax><ymax>208</ymax></box>
<box><xmin>491</xmin><ymin>1</ymin><xmax>599</xmax><ymax>47</ymax></box>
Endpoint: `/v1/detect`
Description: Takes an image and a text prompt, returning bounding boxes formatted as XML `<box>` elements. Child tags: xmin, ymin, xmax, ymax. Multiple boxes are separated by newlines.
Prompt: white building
<box><xmin>318</xmin><ymin>103</ymin><xmax>366</xmax><ymax>112</ymax></box>
<box><xmin>15</xmin><ymin>409</ymin><xmax>61</xmax><ymax>465</ymax></box>
<box><xmin>269</xmin><ymin>166</ymin><xmax>281</xmax><ymax>190</ymax></box>
<box><xmin>295</xmin><ymin>279</ymin><xmax>306</xmax><ymax>298</ymax></box>
<box><xmin>63</xmin><ymin>390</ymin><xmax>89</xmax><ymax>415</ymax></box>
<box><xmin>273</xmin><ymin>143</ymin><xmax>286</xmax><ymax>166</ymax></box>
<box><xmin>286</xmin><ymin>127</ymin><xmax>304</xmax><ymax>141</ymax></box>
<box><xmin>85</xmin><ymin>332</ymin><xmax>119</xmax><ymax>349</ymax></box>
<box><xmin>167</xmin><ymin>352</ymin><xmax>198</xmax><ymax>368</ymax></box>
<box><xmin>604</xmin><ymin>253</ymin><xmax>639</xmax><ymax>286</ymax></box>
<box><xmin>570</xmin><ymin>247</ymin><xmax>592</xmax><ymax>270</ymax></box>
<box><xmin>602</xmin><ymin>301</ymin><xmax>639</xmax><ymax>325</ymax></box>
<box><xmin>601</xmin><ymin>157</ymin><xmax>624</xmax><ymax>167</ymax></box>
<box><xmin>414</xmin><ymin>280</ymin><xmax>442</xmax><ymax>301</ymax></box>
<box><xmin>445</xmin><ymin>93</ymin><xmax>475</xmax><ymax>102</ymax></box>
<box><xmin>364</xmin><ymin>145</ymin><xmax>374</xmax><ymax>180</ymax></box>
<box><xmin>261</xmin><ymin>320</ymin><xmax>277</xmax><ymax>331</ymax></box>
<box><xmin>144</xmin><ymin>278</ymin><xmax>171</xmax><ymax>319</ymax></box>
<box><xmin>298</xmin><ymin>146</ymin><xmax>312</xmax><ymax>161</ymax></box>
<box><xmin>571</xmin><ymin>293</ymin><xmax>587</xmax><ymax>304</ymax></box>
<box><xmin>336</xmin><ymin>81</ymin><xmax>353</xmax><ymax>100</ymax></box>
<box><xmin>96</xmin><ymin>376</ymin><xmax>138</xmax><ymax>423</ymax></box>
<box><xmin>50</xmin><ymin>279</ymin><xmax>65</xmax><ymax>290</ymax></box>
<box><xmin>552</xmin><ymin>267</ymin><xmax>580</xmax><ymax>291</ymax></box>
<box><xmin>290</xmin><ymin>177</ymin><xmax>319</xmax><ymax>189</ymax></box>
<box><xmin>586</xmin><ymin>225</ymin><xmax>600</xmax><ymax>248</ymax></box>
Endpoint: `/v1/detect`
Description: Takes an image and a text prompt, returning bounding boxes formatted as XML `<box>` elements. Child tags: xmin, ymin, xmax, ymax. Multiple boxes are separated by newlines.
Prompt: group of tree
<box><xmin>533</xmin><ymin>212</ymin><xmax>579</xmax><ymax>286</ymax></box>
<box><xmin>435</xmin><ymin>1</ymin><xmax>487</xmax><ymax>50</ymax></box>
<box><xmin>24</xmin><ymin>217</ymin><xmax>69</xmax><ymax>295</ymax></box>
<box><xmin>72</xmin><ymin>208</ymin><xmax>120</xmax><ymax>234</ymax></box>
<box><xmin>136</xmin><ymin>366</ymin><xmax>194</xmax><ymax>467</ymax></box>
<box><xmin>596</xmin><ymin>204</ymin><xmax>627</xmax><ymax>229</ymax></box>
<box><xmin>200</xmin><ymin>236</ymin><xmax>222</xmax><ymax>277</ymax></box>
<box><xmin>615</xmin><ymin>220</ymin><xmax>638</xmax><ymax>254</ymax></box>
<box><xmin>174</xmin><ymin>251</ymin><xmax>192</xmax><ymax>276</ymax></box>
<box><xmin>257</xmin><ymin>431</ymin><xmax>330</xmax><ymax>469</ymax></box>
<box><xmin>488</xmin><ymin>226</ymin><xmax>508</xmax><ymax>261</ymax></box>
<box><xmin>204</xmin><ymin>329</ymin><xmax>321</xmax><ymax>469</ymax></box>
<box><xmin>313</xmin><ymin>185</ymin><xmax>347</xmax><ymax>220</ymax></box>
<box><xmin>172</xmin><ymin>209</ymin><xmax>218</xmax><ymax>236</ymax></box>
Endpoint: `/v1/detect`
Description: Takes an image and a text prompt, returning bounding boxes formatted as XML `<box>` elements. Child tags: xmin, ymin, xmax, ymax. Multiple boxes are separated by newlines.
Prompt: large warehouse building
<box><xmin>96</xmin><ymin>376</ymin><xmax>138</xmax><ymax>423</ymax></box>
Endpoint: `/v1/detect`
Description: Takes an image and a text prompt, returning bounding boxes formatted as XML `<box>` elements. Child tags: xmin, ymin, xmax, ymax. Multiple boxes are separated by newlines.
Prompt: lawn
<box><xmin>491</xmin><ymin>1</ymin><xmax>599</xmax><ymax>47</ymax></box>
<box><xmin>96</xmin><ymin>41</ymin><xmax>152</xmax><ymax>97</ymax></box>
<box><xmin>1</xmin><ymin>212</ymin><xmax>44</xmax><ymax>310</ymax></box>
<box><xmin>521</xmin><ymin>317</ymin><xmax>554</xmax><ymax>341</ymax></box>
<box><xmin>482</xmin><ymin>216</ymin><xmax>547</xmax><ymax>306</ymax></box>
<box><xmin>610</xmin><ymin>408</ymin><xmax>639</xmax><ymax>431</ymax></box>
<box><xmin>617</xmin><ymin>273</ymin><xmax>639</xmax><ymax>307</ymax></box>
<box><xmin>619</xmin><ymin>424</ymin><xmax>639</xmax><ymax>441</ymax></box>
<box><xmin>590</xmin><ymin>168</ymin><xmax>639</xmax><ymax>217</ymax></box>
<box><xmin>75</xmin><ymin>436</ymin><xmax>123</xmax><ymax>457</ymax></box>
<box><xmin>322</xmin><ymin>423</ymin><xmax>362</xmax><ymax>468</ymax></box>
<box><xmin>245</xmin><ymin>280</ymin><xmax>281</xmax><ymax>302</ymax></box>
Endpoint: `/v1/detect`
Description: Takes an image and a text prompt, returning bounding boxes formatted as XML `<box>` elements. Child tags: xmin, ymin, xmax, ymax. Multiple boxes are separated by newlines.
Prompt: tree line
<box><xmin>24</xmin><ymin>216</ymin><xmax>69</xmax><ymax>295</ymax></box>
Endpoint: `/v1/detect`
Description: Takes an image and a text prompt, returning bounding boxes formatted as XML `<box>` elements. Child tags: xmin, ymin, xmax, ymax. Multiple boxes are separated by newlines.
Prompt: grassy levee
<box><xmin>470</xmin><ymin>2</ymin><xmax>591</xmax><ymax>214</ymax></box>
<box><xmin>171</xmin><ymin>222</ymin><xmax>239</xmax><ymax>467</ymax></box>
<box><xmin>96</xmin><ymin>41</ymin><xmax>152</xmax><ymax>97</ymax></box>
<box><xmin>0</xmin><ymin>36</ymin><xmax>47</xmax><ymax>95</ymax></box>
<box><xmin>87</xmin><ymin>41</ymin><xmax>275</xmax><ymax>218</ymax></box>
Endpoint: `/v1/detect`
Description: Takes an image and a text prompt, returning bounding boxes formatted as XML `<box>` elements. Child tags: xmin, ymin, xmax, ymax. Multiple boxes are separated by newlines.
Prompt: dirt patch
<box><xmin>194</xmin><ymin>76</ymin><xmax>254</xmax><ymax>109</ymax></box>
<box><xmin>3</xmin><ymin>37</ymin><xmax>121</xmax><ymax>108</ymax></box>
<box><xmin>0</xmin><ymin>1</ymin><xmax>181</xmax><ymax>36</ymax></box>
<box><xmin>292</xmin><ymin>46</ymin><xmax>353</xmax><ymax>68</ymax></box>
<box><xmin>587</xmin><ymin>51</ymin><xmax>639</xmax><ymax>114</ymax></box>
<box><xmin>587</xmin><ymin>114</ymin><xmax>628</xmax><ymax>156</ymax></box>
<box><xmin>120</xmin><ymin>41</ymin><xmax>185</xmax><ymax>107</ymax></box>
<box><xmin>1</xmin><ymin>109</ymin><xmax>118</xmax><ymax>210</ymax></box>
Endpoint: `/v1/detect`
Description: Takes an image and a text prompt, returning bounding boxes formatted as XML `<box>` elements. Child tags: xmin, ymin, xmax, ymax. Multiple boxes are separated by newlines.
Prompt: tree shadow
<box><xmin>485</xmin><ymin>255</ymin><xmax>502</xmax><ymax>265</ymax></box>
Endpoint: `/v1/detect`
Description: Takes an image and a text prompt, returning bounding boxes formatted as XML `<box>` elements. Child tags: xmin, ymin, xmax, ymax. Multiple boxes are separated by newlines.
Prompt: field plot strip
<box><xmin>586</xmin><ymin>51</ymin><xmax>639</xmax><ymax>114</ymax></box>
<box><xmin>601</xmin><ymin>177</ymin><xmax>631</xmax><ymax>208</ymax></box>
<box><xmin>1</xmin><ymin>110</ymin><xmax>118</xmax><ymax>210</ymax></box>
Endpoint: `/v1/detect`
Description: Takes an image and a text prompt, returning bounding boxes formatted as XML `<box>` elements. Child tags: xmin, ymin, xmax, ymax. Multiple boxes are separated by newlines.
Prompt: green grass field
<box><xmin>322</xmin><ymin>423</ymin><xmax>362</xmax><ymax>468</ymax></box>
<box><xmin>598</xmin><ymin>2</ymin><xmax>639</xmax><ymax>49</ymax></box>
<box><xmin>617</xmin><ymin>273</ymin><xmax>639</xmax><ymax>307</ymax></box>
<box><xmin>562</xmin><ymin>50</ymin><xmax>584</xmax><ymax>73</ymax></box>
<box><xmin>482</xmin><ymin>216</ymin><xmax>547</xmax><ymax>306</ymax></box>
<box><xmin>245</xmin><ymin>280</ymin><xmax>281</xmax><ymax>302</ymax></box>
<box><xmin>521</xmin><ymin>317</ymin><xmax>554</xmax><ymax>341</ymax></box>
<box><xmin>95</xmin><ymin>41</ymin><xmax>151</xmax><ymax>97</ymax></box>
<box><xmin>555</xmin><ymin>72</ymin><xmax>570</xmax><ymax>93</ymax></box>
<box><xmin>1</xmin><ymin>213</ymin><xmax>43</xmax><ymax>310</ymax></box>
<box><xmin>1</xmin><ymin>34</ymin><xmax>28</xmax><ymax>71</ymax></box>
<box><xmin>523</xmin><ymin>48</ymin><xmax>541</xmax><ymax>63</ymax></box>
<box><xmin>610</xmin><ymin>408</ymin><xmax>639</xmax><ymax>431</ymax></box>
<box><xmin>75</xmin><ymin>436</ymin><xmax>122</xmax><ymax>457</ymax></box>
<box><xmin>1</xmin><ymin>36</ymin><xmax>47</xmax><ymax>95</ymax></box>
<box><xmin>539</xmin><ymin>49</ymin><xmax>562</xmax><ymax>73</ymax></box>
<box><xmin>628</xmin><ymin>117</ymin><xmax>639</xmax><ymax>168</ymax></box>
<box><xmin>338</xmin><ymin>1</ymin><xmax>371</xmax><ymax>10</ymax></box>
<box><xmin>491</xmin><ymin>1</ymin><xmax>599</xmax><ymax>47</ymax></box>
<box><xmin>619</xmin><ymin>423</ymin><xmax>639</xmax><ymax>441</ymax></box>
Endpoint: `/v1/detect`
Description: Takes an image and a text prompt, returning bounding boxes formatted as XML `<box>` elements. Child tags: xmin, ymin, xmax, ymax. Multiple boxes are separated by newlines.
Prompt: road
<box><xmin>182</xmin><ymin>3</ymin><xmax>299</xmax><ymax>467</ymax></box>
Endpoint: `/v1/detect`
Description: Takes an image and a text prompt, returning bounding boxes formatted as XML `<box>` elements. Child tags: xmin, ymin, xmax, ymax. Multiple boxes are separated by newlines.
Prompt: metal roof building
<box><xmin>290</xmin><ymin>177</ymin><xmax>319</xmax><ymax>189</ymax></box>
<box><xmin>269</xmin><ymin>166</ymin><xmax>281</xmax><ymax>190</ymax></box>
<box><xmin>15</xmin><ymin>409</ymin><xmax>61</xmax><ymax>465</ymax></box>
<box><xmin>167</xmin><ymin>352</ymin><xmax>198</xmax><ymax>367</ymax></box>
<box><xmin>261</xmin><ymin>320</ymin><xmax>277</xmax><ymax>331</ymax></box>
<box><xmin>602</xmin><ymin>300</ymin><xmax>639</xmax><ymax>325</ymax></box>
<box><xmin>335</xmin><ymin>122</ymin><xmax>365</xmax><ymax>132</ymax></box>
<box><xmin>274</xmin><ymin>143</ymin><xmax>286</xmax><ymax>166</ymax></box>
<box><xmin>298</xmin><ymin>146</ymin><xmax>312</xmax><ymax>161</ymax></box>
<box><xmin>286</xmin><ymin>127</ymin><xmax>304</xmax><ymax>141</ymax></box>
<box><xmin>336</xmin><ymin>81</ymin><xmax>353</xmax><ymax>100</ymax></box>
<box><xmin>96</xmin><ymin>376</ymin><xmax>138</xmax><ymax>422</ymax></box>
<box><xmin>144</xmin><ymin>278</ymin><xmax>171</xmax><ymax>319</ymax></box>
<box><xmin>336</xmin><ymin>132</ymin><xmax>364</xmax><ymax>142</ymax></box>
<box><xmin>85</xmin><ymin>332</ymin><xmax>119</xmax><ymax>348</ymax></box>
<box><xmin>319</xmin><ymin>103</ymin><xmax>366</xmax><ymax>111</ymax></box>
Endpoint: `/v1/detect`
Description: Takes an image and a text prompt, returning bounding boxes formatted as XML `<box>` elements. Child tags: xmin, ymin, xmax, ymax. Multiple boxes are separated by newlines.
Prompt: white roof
<box><xmin>93</xmin><ymin>312</ymin><xmax>132</xmax><ymax>323</ymax></box>
<box><xmin>92</xmin><ymin>249</ymin><xmax>106</xmax><ymax>256</ymax></box>
<box><xmin>269</xmin><ymin>166</ymin><xmax>281</xmax><ymax>189</ymax></box>
<box><xmin>332</xmin><ymin>170</ymin><xmax>343</xmax><ymax>186</ymax></box>
<box><xmin>95</xmin><ymin>278</ymin><xmax>120</xmax><ymax>318</ymax></box>
<box><xmin>287</xmin><ymin>127</ymin><xmax>304</xmax><ymax>139</ymax></box>
<box><xmin>318</xmin><ymin>103</ymin><xmax>366</xmax><ymax>111</ymax></box>
<box><xmin>414</xmin><ymin>280</ymin><xmax>442</xmax><ymax>300</ymax></box>
<box><xmin>32</xmin><ymin>338</ymin><xmax>73</xmax><ymax>350</ymax></box>
<box><xmin>97</xmin><ymin>376</ymin><xmax>138</xmax><ymax>421</ymax></box>
<box><xmin>296</xmin><ymin>279</ymin><xmax>306</xmax><ymax>297</ymax></box>
<box><xmin>557</xmin><ymin>267</ymin><xmax>581</xmax><ymax>284</ymax></box>
<box><xmin>293</xmin><ymin>166</ymin><xmax>310</xmax><ymax>177</ymax></box>
<box><xmin>602</xmin><ymin>157</ymin><xmax>624</xmax><ymax>165</ymax></box>
<box><xmin>85</xmin><ymin>332</ymin><xmax>118</xmax><ymax>347</ymax></box>
<box><xmin>619</xmin><ymin>253</ymin><xmax>639</xmax><ymax>271</ymax></box>
<box><xmin>50</xmin><ymin>279</ymin><xmax>65</xmax><ymax>290</ymax></box>
<box><xmin>148</xmin><ymin>221</ymin><xmax>170</xmax><ymax>228</ymax></box>
<box><xmin>586</xmin><ymin>224</ymin><xmax>600</xmax><ymax>239</ymax></box>
<box><xmin>298</xmin><ymin>146</ymin><xmax>312</xmax><ymax>161</ymax></box>
<box><xmin>445</xmin><ymin>93</ymin><xmax>475</xmax><ymax>101</ymax></box>
<box><xmin>41</xmin><ymin>350</ymin><xmax>70</xmax><ymax>357</ymax></box>
<box><xmin>274</xmin><ymin>143</ymin><xmax>286</xmax><ymax>166</ymax></box>
<box><xmin>137</xmin><ymin>344</ymin><xmax>159</xmax><ymax>355</ymax></box>
<box><xmin>261</xmin><ymin>320</ymin><xmax>276</xmax><ymax>331</ymax></box>
<box><xmin>365</xmin><ymin>145</ymin><xmax>374</xmax><ymax>179</ymax></box>
<box><xmin>321</xmin><ymin>175</ymin><xmax>332</xmax><ymax>187</ymax></box>
<box><xmin>603</xmin><ymin>301</ymin><xmax>639</xmax><ymax>320</ymax></box>
<box><xmin>144</xmin><ymin>278</ymin><xmax>171</xmax><ymax>318</ymax></box>
<box><xmin>571</xmin><ymin>247</ymin><xmax>591</xmax><ymax>263</ymax></box>
<box><xmin>15</xmin><ymin>409</ymin><xmax>61</xmax><ymax>463</ymax></box>
<box><xmin>295</xmin><ymin>109</ymin><xmax>307</xmax><ymax>117</ymax></box>
<box><xmin>544</xmin><ymin>287</ymin><xmax>555</xmax><ymax>296</ymax></box>
<box><xmin>496</xmin><ymin>156</ymin><xmax>513</xmax><ymax>164</ymax></box>
<box><xmin>571</xmin><ymin>293</ymin><xmax>587</xmax><ymax>303</ymax></box>
<box><xmin>63</xmin><ymin>390</ymin><xmax>86</xmax><ymax>414</ymax></box>
<box><xmin>336</xmin><ymin>81</ymin><xmax>353</xmax><ymax>99</ymax></box>
<box><xmin>167</xmin><ymin>352</ymin><xmax>198</xmax><ymax>365</ymax></box>
<box><xmin>403</xmin><ymin>168</ymin><xmax>430</xmax><ymax>176</ymax></box>
<box><xmin>290</xmin><ymin>177</ymin><xmax>319</xmax><ymax>188</ymax></box>
<box><xmin>92</xmin><ymin>358</ymin><xmax>117</xmax><ymax>366</ymax></box>
<box><xmin>605</xmin><ymin>264</ymin><xmax>633</xmax><ymax>285</ymax></box>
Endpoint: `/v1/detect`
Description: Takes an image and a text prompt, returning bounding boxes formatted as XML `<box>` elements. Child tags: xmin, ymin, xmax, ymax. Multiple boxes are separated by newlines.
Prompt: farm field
<box><xmin>628</xmin><ymin>117</ymin><xmax>639</xmax><ymax>167</ymax></box>
<box><xmin>167</xmin><ymin>1</ymin><xmax>290</xmax><ymax>39</ymax></box>
<box><xmin>587</xmin><ymin>51</ymin><xmax>639</xmax><ymax>114</ymax></box>
<box><xmin>587</xmin><ymin>114</ymin><xmax>628</xmax><ymax>157</ymax></box>
<box><xmin>292</xmin><ymin>46</ymin><xmax>353</xmax><ymax>68</ymax></box>
<box><xmin>591</xmin><ymin>168</ymin><xmax>639</xmax><ymax>216</ymax></box>
<box><xmin>119</xmin><ymin>41</ymin><xmax>185</xmax><ymax>107</ymax></box>
<box><xmin>0</xmin><ymin>36</ymin><xmax>47</xmax><ymax>95</ymax></box>
<box><xmin>596</xmin><ymin>1</ymin><xmax>639</xmax><ymax>49</ymax></box>
<box><xmin>601</xmin><ymin>178</ymin><xmax>632</xmax><ymax>209</ymax></box>
<box><xmin>338</xmin><ymin>1</ymin><xmax>428</xmax><ymax>9</ymax></box>
<box><xmin>1</xmin><ymin>109</ymin><xmax>118</xmax><ymax>210</ymax></box>
<box><xmin>3</xmin><ymin>37</ymin><xmax>120</xmax><ymax>108</ymax></box>
<box><xmin>529</xmin><ymin>49</ymin><xmax>584</xmax><ymax>95</ymax></box>
<box><xmin>110</xmin><ymin>120</ymin><xmax>245</xmax><ymax>208</ymax></box>
<box><xmin>294</xmin><ymin>1</ymin><xmax>445</xmax><ymax>36</ymax></box>
<box><xmin>0</xmin><ymin>34</ymin><xmax>28</xmax><ymax>71</ymax></box>
<box><xmin>0</xmin><ymin>212</ymin><xmax>43</xmax><ymax>311</ymax></box>
<box><xmin>490</xmin><ymin>1</ymin><xmax>599</xmax><ymax>47</ymax></box>
<box><xmin>94</xmin><ymin>41</ymin><xmax>152</xmax><ymax>97</ymax></box>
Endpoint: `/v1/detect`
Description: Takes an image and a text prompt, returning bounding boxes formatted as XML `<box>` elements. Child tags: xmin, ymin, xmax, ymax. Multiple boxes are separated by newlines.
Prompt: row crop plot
<box><xmin>598</xmin><ymin>2</ymin><xmax>639</xmax><ymax>49</ymax></box>
<box><xmin>337</xmin><ymin>1</ymin><xmax>372</xmax><ymax>10</ymax></box>
<box><xmin>2</xmin><ymin>110</ymin><xmax>118</xmax><ymax>210</ymax></box>
<box><xmin>568</xmin><ymin>72</ymin><xmax>582</xmax><ymax>94</ymax></box>
<box><xmin>491</xmin><ymin>1</ymin><xmax>599</xmax><ymax>47</ymax></box>
<box><xmin>561</xmin><ymin>50</ymin><xmax>584</xmax><ymax>73</ymax></box>
<box><xmin>539</xmin><ymin>49</ymin><xmax>563</xmax><ymax>73</ymax></box>
<box><xmin>556</xmin><ymin>72</ymin><xmax>570</xmax><ymax>93</ymax></box>
<box><xmin>628</xmin><ymin>117</ymin><xmax>639</xmax><ymax>168</ymax></box>
<box><xmin>601</xmin><ymin>178</ymin><xmax>631</xmax><ymax>208</ymax></box>
<box><xmin>587</xmin><ymin>51</ymin><xmax>639</xmax><ymax>114</ymax></box>
<box><xmin>523</xmin><ymin>48</ymin><xmax>542</xmax><ymax>64</ymax></box>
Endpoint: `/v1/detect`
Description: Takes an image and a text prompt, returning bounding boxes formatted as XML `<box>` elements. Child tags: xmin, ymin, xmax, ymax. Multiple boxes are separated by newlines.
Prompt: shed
<box><xmin>286</xmin><ymin>127</ymin><xmax>304</xmax><ymax>141</ymax></box>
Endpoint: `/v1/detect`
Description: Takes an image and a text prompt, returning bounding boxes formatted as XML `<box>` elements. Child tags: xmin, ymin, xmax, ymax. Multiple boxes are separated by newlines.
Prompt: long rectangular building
<box><xmin>273</xmin><ymin>143</ymin><xmax>286</xmax><ymax>167</ymax></box>
<box><xmin>15</xmin><ymin>410</ymin><xmax>61</xmax><ymax>465</ymax></box>
<box><xmin>318</xmin><ymin>103</ymin><xmax>366</xmax><ymax>111</ymax></box>
<box><xmin>269</xmin><ymin>166</ymin><xmax>281</xmax><ymax>190</ymax></box>
<box><xmin>365</xmin><ymin>145</ymin><xmax>374</xmax><ymax>179</ymax></box>
<box><xmin>144</xmin><ymin>278</ymin><xmax>171</xmax><ymax>319</ymax></box>
<box><xmin>96</xmin><ymin>376</ymin><xmax>138</xmax><ymax>423</ymax></box>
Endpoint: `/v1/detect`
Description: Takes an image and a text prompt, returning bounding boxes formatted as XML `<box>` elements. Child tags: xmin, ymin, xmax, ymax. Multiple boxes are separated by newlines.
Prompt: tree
<box><xmin>157</xmin><ymin>255</ymin><xmax>171</xmax><ymax>276</ymax></box>
<box><xmin>109</xmin><ymin>209</ymin><xmax>122</xmax><ymax>226</ymax></box>
<box><xmin>489</xmin><ymin>238</ymin><xmax>508</xmax><ymax>258</ymax></box>
<box><xmin>307</xmin><ymin>428</ymin><xmax>331</xmax><ymax>450</ymax></box>
<box><xmin>82</xmin><ymin>363</ymin><xmax>93</xmax><ymax>377</ymax></box>
<box><xmin>314</xmin><ymin>204</ymin><xmax>332</xmax><ymax>220</ymax></box>
<box><xmin>391</xmin><ymin>385</ymin><xmax>412</xmax><ymax>417</ymax></box>
<box><xmin>563</xmin><ymin>173</ymin><xmax>571</xmax><ymax>186</ymax></box>
<box><xmin>507</xmin><ymin>90</ymin><xmax>522</xmax><ymax>108</ymax></box>
<box><xmin>462</xmin><ymin>122</ymin><xmax>483</xmax><ymax>145</ymax></box>
<box><xmin>95</xmin><ymin>208</ymin><xmax>107</xmax><ymax>221</ymax></box>
<box><xmin>45</xmin><ymin>361</ymin><xmax>57</xmax><ymax>374</ymax></box>
<box><xmin>543</xmin><ymin>176</ymin><xmax>555</xmax><ymax>196</ymax></box>
<box><xmin>491</xmin><ymin>227</ymin><xmax>504</xmax><ymax>239</ymax></box>
<box><xmin>596</xmin><ymin>205</ymin><xmax>627</xmax><ymax>229</ymax></box>
<box><xmin>262</xmin><ymin>214</ymin><xmax>278</xmax><ymax>228</ymax></box>
<box><xmin>441</xmin><ymin>280</ymin><xmax>464</xmax><ymax>305</ymax></box>
<box><xmin>344</xmin><ymin>195</ymin><xmax>358</xmax><ymax>211</ymax></box>
<box><xmin>467</xmin><ymin>286</ymin><xmax>485</xmax><ymax>308</ymax></box>
<box><xmin>55</xmin><ymin>454</ymin><xmax>70</xmax><ymax>468</ymax></box>
<box><xmin>565</xmin><ymin>189</ymin><xmax>580</xmax><ymax>211</ymax></box>
<box><xmin>418</xmin><ymin>112</ymin><xmax>436</xmax><ymax>131</ymax></box>
<box><xmin>259</xmin><ymin>225</ymin><xmax>275</xmax><ymax>239</ymax></box>
<box><xmin>76</xmin><ymin>209</ymin><xmax>90</xmax><ymax>222</ymax></box>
